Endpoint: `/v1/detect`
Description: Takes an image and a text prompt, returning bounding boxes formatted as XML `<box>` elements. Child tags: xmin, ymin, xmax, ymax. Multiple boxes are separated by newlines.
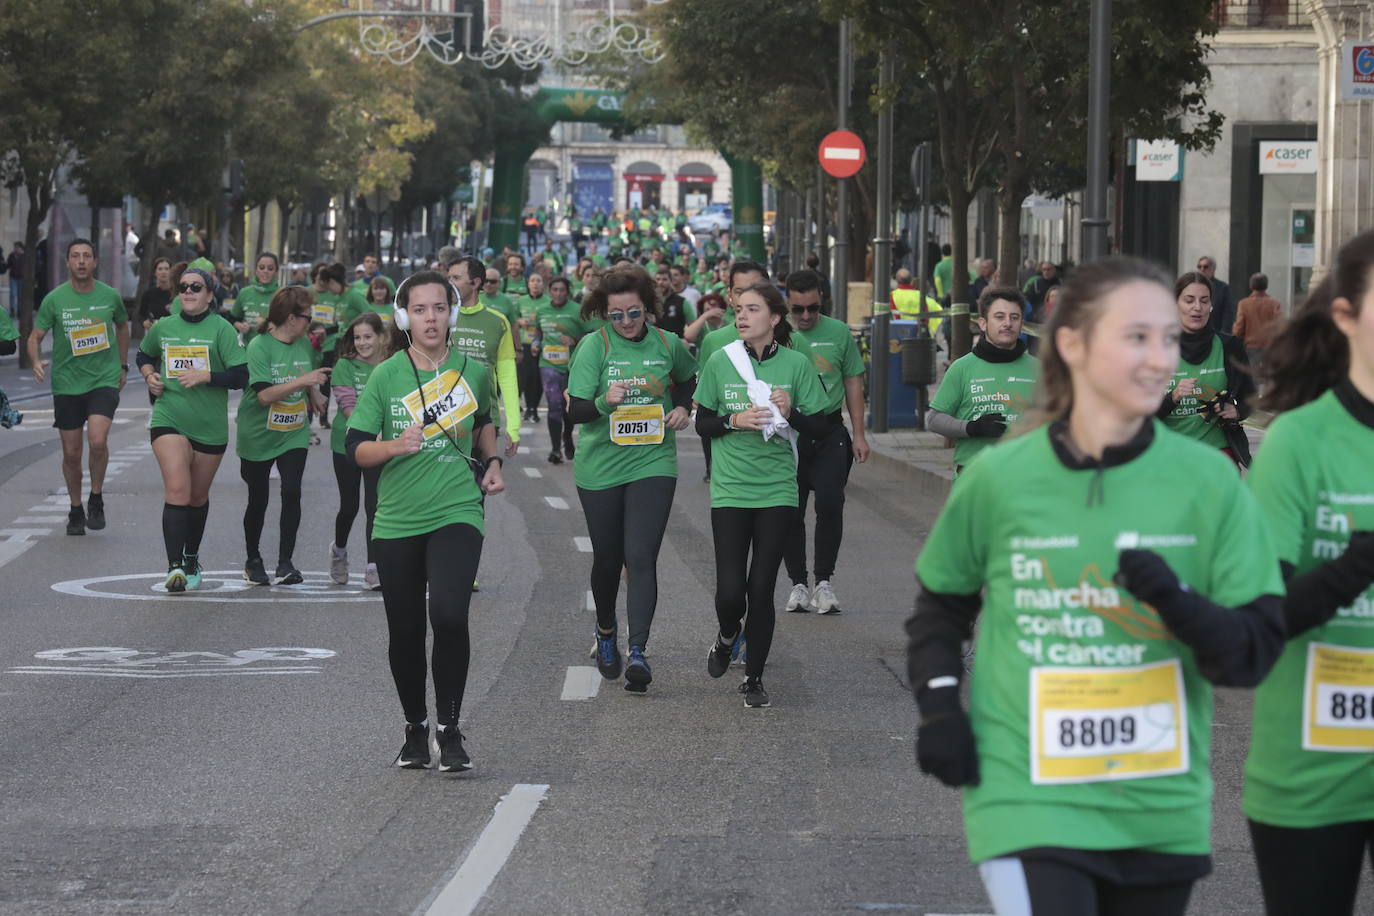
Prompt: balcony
<box><xmin>1212</xmin><ymin>0</ymin><xmax>1310</xmax><ymax>28</ymax></box>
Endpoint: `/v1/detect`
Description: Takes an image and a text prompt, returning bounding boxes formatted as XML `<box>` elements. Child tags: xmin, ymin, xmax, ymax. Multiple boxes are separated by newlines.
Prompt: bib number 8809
<box><xmin>1056</xmin><ymin>713</ymin><xmax>1137</xmax><ymax>750</ymax></box>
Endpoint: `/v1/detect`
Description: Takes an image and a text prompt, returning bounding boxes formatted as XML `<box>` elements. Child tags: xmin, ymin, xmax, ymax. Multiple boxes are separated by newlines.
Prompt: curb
<box><xmin>866</xmin><ymin>446</ymin><xmax>954</xmax><ymax>500</ymax></box>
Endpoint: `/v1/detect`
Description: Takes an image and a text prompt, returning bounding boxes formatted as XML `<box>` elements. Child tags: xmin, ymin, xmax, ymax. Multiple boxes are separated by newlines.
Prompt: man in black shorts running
<box><xmin>26</xmin><ymin>238</ymin><xmax>129</xmax><ymax>535</ymax></box>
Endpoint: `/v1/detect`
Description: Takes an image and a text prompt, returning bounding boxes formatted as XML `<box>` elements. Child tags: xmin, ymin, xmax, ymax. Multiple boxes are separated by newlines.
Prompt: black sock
<box><xmin>548</xmin><ymin>415</ymin><xmax>563</xmax><ymax>451</ymax></box>
<box><xmin>185</xmin><ymin>502</ymin><xmax>209</xmax><ymax>556</ymax></box>
<box><xmin>162</xmin><ymin>503</ymin><xmax>190</xmax><ymax>566</ymax></box>
<box><xmin>88</xmin><ymin>492</ymin><xmax>103</xmax><ymax>507</ymax></box>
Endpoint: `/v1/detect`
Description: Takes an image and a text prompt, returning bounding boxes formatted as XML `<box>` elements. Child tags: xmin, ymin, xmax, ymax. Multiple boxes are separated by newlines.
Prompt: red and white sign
<box><xmin>819</xmin><ymin>130</ymin><xmax>867</xmax><ymax>178</ymax></box>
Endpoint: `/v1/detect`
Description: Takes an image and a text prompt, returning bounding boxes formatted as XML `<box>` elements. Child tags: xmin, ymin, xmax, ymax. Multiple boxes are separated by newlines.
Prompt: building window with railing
<box><xmin>1212</xmin><ymin>0</ymin><xmax>1310</xmax><ymax>29</ymax></box>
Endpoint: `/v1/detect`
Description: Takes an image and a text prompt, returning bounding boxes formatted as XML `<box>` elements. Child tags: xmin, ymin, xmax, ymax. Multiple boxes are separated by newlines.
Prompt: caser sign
<box><xmin>1259</xmin><ymin>141</ymin><xmax>1317</xmax><ymax>174</ymax></box>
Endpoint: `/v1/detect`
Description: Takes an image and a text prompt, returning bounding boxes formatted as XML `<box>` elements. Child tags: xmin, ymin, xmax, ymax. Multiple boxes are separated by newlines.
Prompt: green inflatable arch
<box><xmin>488</xmin><ymin>88</ymin><xmax>764</xmax><ymax>261</ymax></box>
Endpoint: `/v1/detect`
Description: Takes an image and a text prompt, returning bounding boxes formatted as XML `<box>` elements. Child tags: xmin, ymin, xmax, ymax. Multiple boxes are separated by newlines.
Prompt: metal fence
<box><xmin>1212</xmin><ymin>0</ymin><xmax>1311</xmax><ymax>29</ymax></box>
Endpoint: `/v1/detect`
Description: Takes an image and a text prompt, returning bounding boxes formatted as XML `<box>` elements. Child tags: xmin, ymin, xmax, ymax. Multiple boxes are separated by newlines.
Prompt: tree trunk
<box><xmin>18</xmin><ymin>172</ymin><xmax>55</xmax><ymax>368</ymax></box>
<box><xmin>279</xmin><ymin>204</ymin><xmax>293</xmax><ymax>262</ymax></box>
<box><xmin>947</xmin><ymin>184</ymin><xmax>973</xmax><ymax>360</ymax></box>
<box><xmin>137</xmin><ymin>202</ymin><xmax>164</xmax><ymax>300</ymax></box>
<box><xmin>333</xmin><ymin>194</ymin><xmax>350</xmax><ymax>265</ymax></box>
<box><xmin>255</xmin><ymin>205</ymin><xmax>267</xmax><ymax>261</ymax></box>
<box><xmin>996</xmin><ymin>178</ymin><xmax>1029</xmax><ymax>301</ymax></box>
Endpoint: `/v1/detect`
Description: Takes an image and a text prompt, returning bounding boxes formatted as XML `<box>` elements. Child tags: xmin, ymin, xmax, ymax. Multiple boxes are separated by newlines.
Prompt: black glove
<box><xmin>915</xmin><ymin>688</ymin><xmax>980</xmax><ymax>787</ymax></box>
<box><xmin>1284</xmin><ymin>531</ymin><xmax>1374</xmax><ymax>636</ymax></box>
<box><xmin>1114</xmin><ymin>548</ymin><xmax>1182</xmax><ymax>608</ymax></box>
<box><xmin>966</xmin><ymin>413</ymin><xmax>1007</xmax><ymax>439</ymax></box>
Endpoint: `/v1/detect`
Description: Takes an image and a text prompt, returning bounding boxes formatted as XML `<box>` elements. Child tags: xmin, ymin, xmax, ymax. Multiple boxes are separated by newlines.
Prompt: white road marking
<box><xmin>14</xmin><ymin>517</ymin><xmax>65</xmax><ymax>524</ymax></box>
<box><xmin>0</xmin><ymin>539</ymin><xmax>38</xmax><ymax>570</ymax></box>
<box><xmin>573</xmin><ymin>536</ymin><xmax>592</xmax><ymax>552</ymax></box>
<box><xmin>0</xmin><ymin>529</ymin><xmax>51</xmax><ymax>540</ymax></box>
<box><xmin>585</xmin><ymin>590</ymin><xmax>595</xmax><ymax>611</ymax></box>
<box><xmin>522</xmin><ymin>467</ymin><xmax>541</xmax><ymax>478</ymax></box>
<box><xmin>516</xmin><ymin>446</ymin><xmax>530</xmax><ymax>455</ymax></box>
<box><xmin>518</xmin><ymin>427</ymin><xmax>532</xmax><ymax>436</ymax></box>
<box><xmin>543</xmin><ymin>496</ymin><xmax>568</xmax><ymax>510</ymax></box>
<box><xmin>421</xmin><ymin>783</ymin><xmax>551</xmax><ymax>916</ymax></box>
<box><xmin>51</xmin><ymin>571</ymin><xmax>383</xmax><ymax>603</ymax></box>
<box><xmin>559</xmin><ymin>666</ymin><xmax>602</xmax><ymax>701</ymax></box>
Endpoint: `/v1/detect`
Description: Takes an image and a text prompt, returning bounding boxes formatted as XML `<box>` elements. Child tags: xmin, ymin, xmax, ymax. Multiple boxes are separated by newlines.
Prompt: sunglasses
<box><xmin>790</xmin><ymin>305</ymin><xmax>820</xmax><ymax>315</ymax></box>
<box><xmin>291</xmin><ymin>311</ymin><xmax>311</xmax><ymax>321</ymax></box>
<box><xmin>484</xmin><ymin>278</ymin><xmax>499</xmax><ymax>284</ymax></box>
<box><xmin>177</xmin><ymin>282</ymin><xmax>205</xmax><ymax>294</ymax></box>
<box><xmin>608</xmin><ymin>308</ymin><xmax>644</xmax><ymax>323</ymax></box>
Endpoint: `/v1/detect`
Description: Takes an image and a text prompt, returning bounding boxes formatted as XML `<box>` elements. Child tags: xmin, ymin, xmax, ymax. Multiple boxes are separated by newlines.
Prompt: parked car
<box><xmin>688</xmin><ymin>203</ymin><xmax>732</xmax><ymax>234</ymax></box>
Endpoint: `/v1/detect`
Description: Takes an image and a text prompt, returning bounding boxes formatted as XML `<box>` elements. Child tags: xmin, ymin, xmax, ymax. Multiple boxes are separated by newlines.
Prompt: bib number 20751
<box><xmin>610</xmin><ymin>404</ymin><xmax>664</xmax><ymax>446</ymax></box>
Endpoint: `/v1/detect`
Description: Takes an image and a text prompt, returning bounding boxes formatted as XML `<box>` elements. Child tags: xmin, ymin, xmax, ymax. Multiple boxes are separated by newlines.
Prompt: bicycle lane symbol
<box><xmin>8</xmin><ymin>647</ymin><xmax>337</xmax><ymax>678</ymax></box>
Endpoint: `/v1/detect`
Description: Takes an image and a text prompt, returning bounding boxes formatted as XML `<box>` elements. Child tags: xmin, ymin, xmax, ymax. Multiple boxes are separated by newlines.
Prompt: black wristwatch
<box><xmin>483</xmin><ymin>456</ymin><xmax>503</xmax><ymax>470</ymax></box>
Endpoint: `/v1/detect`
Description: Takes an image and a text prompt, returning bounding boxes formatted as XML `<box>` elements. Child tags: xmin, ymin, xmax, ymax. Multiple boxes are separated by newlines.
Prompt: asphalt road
<box><xmin>0</xmin><ymin>373</ymin><xmax>1356</xmax><ymax>914</ymax></box>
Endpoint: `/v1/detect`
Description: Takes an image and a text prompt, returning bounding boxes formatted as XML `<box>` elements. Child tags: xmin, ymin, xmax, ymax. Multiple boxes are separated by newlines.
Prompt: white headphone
<box><xmin>392</xmin><ymin>274</ymin><xmax>461</xmax><ymax>331</ymax></box>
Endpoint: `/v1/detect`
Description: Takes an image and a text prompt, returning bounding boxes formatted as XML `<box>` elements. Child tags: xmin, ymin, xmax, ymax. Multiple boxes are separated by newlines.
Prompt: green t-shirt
<box><xmin>1161</xmin><ymin>337</ymin><xmax>1229</xmax><ymax>448</ymax></box>
<box><xmin>1244</xmin><ymin>388</ymin><xmax>1374</xmax><ymax>827</ymax></box>
<box><xmin>501</xmin><ymin>276</ymin><xmax>529</xmax><ymax>300</ymax></box>
<box><xmin>789</xmin><ymin>315</ymin><xmax>865</xmax><ymax>416</ymax></box>
<box><xmin>35</xmin><ymin>281</ymin><xmax>128</xmax><ymax>396</ymax></box>
<box><xmin>351</xmin><ymin>274</ymin><xmax>396</xmax><ymax>297</ymax></box>
<box><xmin>0</xmin><ymin>307</ymin><xmax>17</xmax><ymax>343</ymax></box>
<box><xmin>694</xmin><ymin>344</ymin><xmax>826</xmax><ymax>509</ymax></box>
<box><xmin>480</xmin><ymin>291</ymin><xmax>519</xmax><ymax>328</ymax></box>
<box><xmin>329</xmin><ymin>357</ymin><xmax>378</xmax><ymax>455</ymax></box>
<box><xmin>452</xmin><ymin>305</ymin><xmax>512</xmax><ymax>415</ymax></box>
<box><xmin>230</xmin><ymin>282</ymin><xmax>278</xmax><ymax>345</ymax></box>
<box><xmin>567</xmin><ymin>327</ymin><xmax>697</xmax><ymax>490</ymax></box>
<box><xmin>929</xmin><ymin>348</ymin><xmax>1041</xmax><ymax>469</ymax></box>
<box><xmin>696</xmin><ymin>322</ymin><xmax>739</xmax><ymax>368</ymax></box>
<box><xmin>362</xmin><ymin>298</ymin><xmax>394</xmax><ymax>326</ymax></box>
<box><xmin>140</xmin><ymin>311</ymin><xmax>246</xmax><ymax>446</ymax></box>
<box><xmin>236</xmin><ymin>334</ymin><xmax>316</xmax><ymax>461</ymax></box>
<box><xmin>534</xmin><ymin>300</ymin><xmax>587</xmax><ymax>372</ymax></box>
<box><xmin>515</xmin><ymin>293</ymin><xmax>545</xmax><ymax>347</ymax></box>
<box><xmin>346</xmin><ymin>349</ymin><xmax>492</xmax><ymax>539</ymax></box>
<box><xmin>915</xmin><ymin>421</ymin><xmax>1283</xmax><ymax>863</ymax></box>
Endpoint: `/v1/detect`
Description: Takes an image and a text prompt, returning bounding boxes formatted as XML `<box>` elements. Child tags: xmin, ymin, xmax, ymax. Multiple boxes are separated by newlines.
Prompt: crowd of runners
<box><xmin>12</xmin><ymin>220</ymin><xmax>1374</xmax><ymax>914</ymax></box>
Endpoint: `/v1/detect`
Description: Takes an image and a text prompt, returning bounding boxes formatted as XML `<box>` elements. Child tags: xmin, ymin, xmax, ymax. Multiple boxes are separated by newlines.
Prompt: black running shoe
<box><xmin>625</xmin><ymin>646</ymin><xmax>651</xmax><ymax>692</ymax></box>
<box><xmin>274</xmin><ymin>561</ymin><xmax>303</xmax><ymax>585</ymax></box>
<box><xmin>437</xmin><ymin>725</ymin><xmax>473</xmax><ymax>772</ymax></box>
<box><xmin>707</xmin><ymin>634</ymin><xmax>734</xmax><ymax>679</ymax></box>
<box><xmin>547</xmin><ymin>449</ymin><xmax>563</xmax><ymax>465</ymax></box>
<box><xmin>563</xmin><ymin>434</ymin><xmax>575</xmax><ymax>460</ymax></box>
<box><xmin>395</xmin><ymin>722</ymin><xmax>431</xmax><ymax>769</ymax></box>
<box><xmin>243</xmin><ymin>557</ymin><xmax>270</xmax><ymax>585</ymax></box>
<box><xmin>85</xmin><ymin>493</ymin><xmax>105</xmax><ymax>530</ymax></box>
<box><xmin>595</xmin><ymin>631</ymin><xmax>622</xmax><ymax>680</ymax></box>
<box><xmin>66</xmin><ymin>506</ymin><xmax>86</xmax><ymax>536</ymax></box>
<box><xmin>740</xmin><ymin>677</ymin><xmax>771</xmax><ymax>708</ymax></box>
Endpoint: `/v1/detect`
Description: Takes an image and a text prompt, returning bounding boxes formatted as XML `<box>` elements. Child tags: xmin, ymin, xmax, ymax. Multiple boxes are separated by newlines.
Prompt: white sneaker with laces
<box><xmin>363</xmin><ymin>562</ymin><xmax>381</xmax><ymax>590</ymax></box>
<box><xmin>329</xmin><ymin>542</ymin><xmax>349</xmax><ymax>585</ymax></box>
<box><xmin>785</xmin><ymin>583</ymin><xmax>813</xmax><ymax>613</ymax></box>
<box><xmin>813</xmin><ymin>580</ymin><xmax>842</xmax><ymax>615</ymax></box>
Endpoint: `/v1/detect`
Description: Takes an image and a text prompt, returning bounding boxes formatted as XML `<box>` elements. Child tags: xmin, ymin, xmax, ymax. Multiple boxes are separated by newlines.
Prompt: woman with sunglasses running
<box><xmin>236</xmin><ymin>286</ymin><xmax>330</xmax><ymax>586</ymax></box>
<box><xmin>348</xmin><ymin>270</ymin><xmax>504</xmax><ymax>772</ymax></box>
<box><xmin>568</xmin><ymin>264</ymin><xmax>696</xmax><ymax>691</ymax></box>
<box><xmin>138</xmin><ymin>264</ymin><xmax>248</xmax><ymax>590</ymax></box>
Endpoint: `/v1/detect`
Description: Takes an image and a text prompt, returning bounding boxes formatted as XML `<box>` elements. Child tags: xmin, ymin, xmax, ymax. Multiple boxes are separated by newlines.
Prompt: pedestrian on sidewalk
<box><xmin>1232</xmin><ymin>272</ymin><xmax>1283</xmax><ymax>373</ymax></box>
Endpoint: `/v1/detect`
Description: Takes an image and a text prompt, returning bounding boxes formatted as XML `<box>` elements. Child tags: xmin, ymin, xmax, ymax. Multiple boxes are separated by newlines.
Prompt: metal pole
<box><xmin>1082</xmin><ymin>0</ymin><xmax>1111</xmax><ymax>262</ymax></box>
<box><xmin>872</xmin><ymin>48</ymin><xmax>894</xmax><ymax>319</ymax></box>
<box><xmin>912</xmin><ymin>143</ymin><xmax>930</xmax><ymax>303</ymax></box>
<box><xmin>834</xmin><ymin>19</ymin><xmax>851</xmax><ymax>316</ymax></box>
<box><xmin>803</xmin><ymin>188</ymin><xmax>813</xmax><ymax>265</ymax></box>
<box><xmin>869</xmin><ymin>310</ymin><xmax>890</xmax><ymax>434</ymax></box>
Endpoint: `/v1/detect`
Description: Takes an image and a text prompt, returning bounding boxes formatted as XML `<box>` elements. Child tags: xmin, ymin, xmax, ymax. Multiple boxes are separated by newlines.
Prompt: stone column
<box><xmin>1304</xmin><ymin>0</ymin><xmax>1374</xmax><ymax>278</ymax></box>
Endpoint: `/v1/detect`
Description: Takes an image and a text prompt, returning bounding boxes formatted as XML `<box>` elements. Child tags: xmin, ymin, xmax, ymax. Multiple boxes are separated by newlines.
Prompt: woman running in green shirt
<box><xmin>1156</xmin><ymin>271</ymin><xmax>1255</xmax><ymax>466</ymax></box>
<box><xmin>236</xmin><ymin>286</ymin><xmax>331</xmax><ymax>586</ymax></box>
<box><xmin>329</xmin><ymin>312</ymin><xmax>391</xmax><ymax>590</ymax></box>
<box><xmin>347</xmin><ymin>270</ymin><xmax>505</xmax><ymax>773</ymax></box>
<box><xmin>1243</xmin><ymin>229</ymin><xmax>1374</xmax><ymax>916</ymax></box>
<box><xmin>908</xmin><ymin>257</ymin><xmax>1285</xmax><ymax>915</ymax></box>
<box><xmin>137</xmin><ymin>264</ymin><xmax>248</xmax><ymax>591</ymax></box>
<box><xmin>229</xmin><ymin>252</ymin><xmax>280</xmax><ymax>344</ymax></box>
<box><xmin>568</xmin><ymin>265</ymin><xmax>697</xmax><ymax>691</ymax></box>
<box><xmin>695</xmin><ymin>281</ymin><xmax>831</xmax><ymax>708</ymax></box>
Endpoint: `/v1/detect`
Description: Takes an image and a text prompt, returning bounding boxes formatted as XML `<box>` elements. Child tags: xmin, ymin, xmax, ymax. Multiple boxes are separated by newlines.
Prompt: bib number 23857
<box><xmin>1029</xmin><ymin>659</ymin><xmax>1188</xmax><ymax>784</ymax></box>
<box><xmin>1303</xmin><ymin>642</ymin><xmax>1374</xmax><ymax>752</ymax></box>
<box><xmin>610</xmin><ymin>404</ymin><xmax>665</xmax><ymax>446</ymax></box>
<box><xmin>267</xmin><ymin>400</ymin><xmax>306</xmax><ymax>432</ymax></box>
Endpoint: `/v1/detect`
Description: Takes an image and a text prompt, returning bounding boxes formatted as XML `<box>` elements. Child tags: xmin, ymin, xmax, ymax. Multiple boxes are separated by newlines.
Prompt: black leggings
<box><xmin>239</xmin><ymin>448</ymin><xmax>307</xmax><ymax>564</ymax></box>
<box><xmin>577</xmin><ymin>476</ymin><xmax>676</xmax><ymax>648</ymax></box>
<box><xmin>711</xmin><ymin>506</ymin><xmax>793</xmax><ymax>679</ymax></box>
<box><xmin>784</xmin><ymin>425</ymin><xmax>853</xmax><ymax>585</ymax></box>
<box><xmin>980</xmin><ymin>856</ymin><xmax>1193</xmax><ymax>916</ymax></box>
<box><xmin>373</xmin><ymin>523</ymin><xmax>483</xmax><ymax>727</ymax></box>
<box><xmin>332</xmin><ymin>451</ymin><xmax>379</xmax><ymax>562</ymax></box>
<box><xmin>519</xmin><ymin>345</ymin><xmax>542</xmax><ymax>412</ymax></box>
<box><xmin>1249</xmin><ymin>818</ymin><xmax>1374</xmax><ymax>915</ymax></box>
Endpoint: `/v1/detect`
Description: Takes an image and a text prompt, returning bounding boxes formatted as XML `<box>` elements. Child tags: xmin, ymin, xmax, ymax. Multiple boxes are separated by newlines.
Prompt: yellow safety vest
<box><xmin>889</xmin><ymin>287</ymin><xmax>943</xmax><ymax>337</ymax></box>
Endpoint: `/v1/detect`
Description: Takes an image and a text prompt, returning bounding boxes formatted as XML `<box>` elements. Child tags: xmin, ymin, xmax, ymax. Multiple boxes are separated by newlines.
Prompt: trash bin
<box><xmin>901</xmin><ymin>336</ymin><xmax>937</xmax><ymax>386</ymax></box>
<box><xmin>872</xmin><ymin>319</ymin><xmax>925</xmax><ymax>429</ymax></box>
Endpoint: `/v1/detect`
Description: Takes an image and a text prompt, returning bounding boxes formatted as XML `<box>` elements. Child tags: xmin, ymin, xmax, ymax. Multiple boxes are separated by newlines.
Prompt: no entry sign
<box><xmin>819</xmin><ymin>130</ymin><xmax>867</xmax><ymax>178</ymax></box>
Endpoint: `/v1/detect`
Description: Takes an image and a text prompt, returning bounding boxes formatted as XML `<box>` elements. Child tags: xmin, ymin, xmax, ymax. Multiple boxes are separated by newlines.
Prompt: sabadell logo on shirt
<box><xmin>1113</xmin><ymin>531</ymin><xmax>1199</xmax><ymax>550</ymax></box>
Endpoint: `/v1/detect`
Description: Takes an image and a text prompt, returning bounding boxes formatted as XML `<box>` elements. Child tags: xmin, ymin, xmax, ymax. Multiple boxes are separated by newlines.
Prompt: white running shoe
<box><xmin>364</xmin><ymin>562</ymin><xmax>381</xmax><ymax>591</ymax></box>
<box><xmin>785</xmin><ymin>583</ymin><xmax>814</xmax><ymax>613</ymax></box>
<box><xmin>813</xmin><ymin>580</ymin><xmax>842</xmax><ymax>615</ymax></box>
<box><xmin>329</xmin><ymin>542</ymin><xmax>349</xmax><ymax>585</ymax></box>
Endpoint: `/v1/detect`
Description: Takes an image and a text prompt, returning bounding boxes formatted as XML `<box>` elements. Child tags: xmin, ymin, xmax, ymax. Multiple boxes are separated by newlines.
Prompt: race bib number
<box><xmin>543</xmin><ymin>344</ymin><xmax>570</xmax><ymax>365</ymax></box>
<box><xmin>401</xmin><ymin>369</ymin><xmax>478</xmax><ymax>441</ymax></box>
<box><xmin>69</xmin><ymin>323</ymin><xmax>110</xmax><ymax>356</ymax></box>
<box><xmin>1302</xmin><ymin>643</ymin><xmax>1374</xmax><ymax>752</ymax></box>
<box><xmin>1030</xmin><ymin>659</ymin><xmax>1188</xmax><ymax>784</ymax></box>
<box><xmin>610</xmin><ymin>404</ymin><xmax>665</xmax><ymax>446</ymax></box>
<box><xmin>311</xmin><ymin>303</ymin><xmax>336</xmax><ymax>324</ymax></box>
<box><xmin>164</xmin><ymin>345</ymin><xmax>210</xmax><ymax>379</ymax></box>
<box><xmin>266</xmin><ymin>399</ymin><xmax>306</xmax><ymax>432</ymax></box>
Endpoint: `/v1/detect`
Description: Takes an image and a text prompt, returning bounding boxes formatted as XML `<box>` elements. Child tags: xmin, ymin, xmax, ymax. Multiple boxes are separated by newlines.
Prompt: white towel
<box><xmin>724</xmin><ymin>340</ymin><xmax>797</xmax><ymax>462</ymax></box>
